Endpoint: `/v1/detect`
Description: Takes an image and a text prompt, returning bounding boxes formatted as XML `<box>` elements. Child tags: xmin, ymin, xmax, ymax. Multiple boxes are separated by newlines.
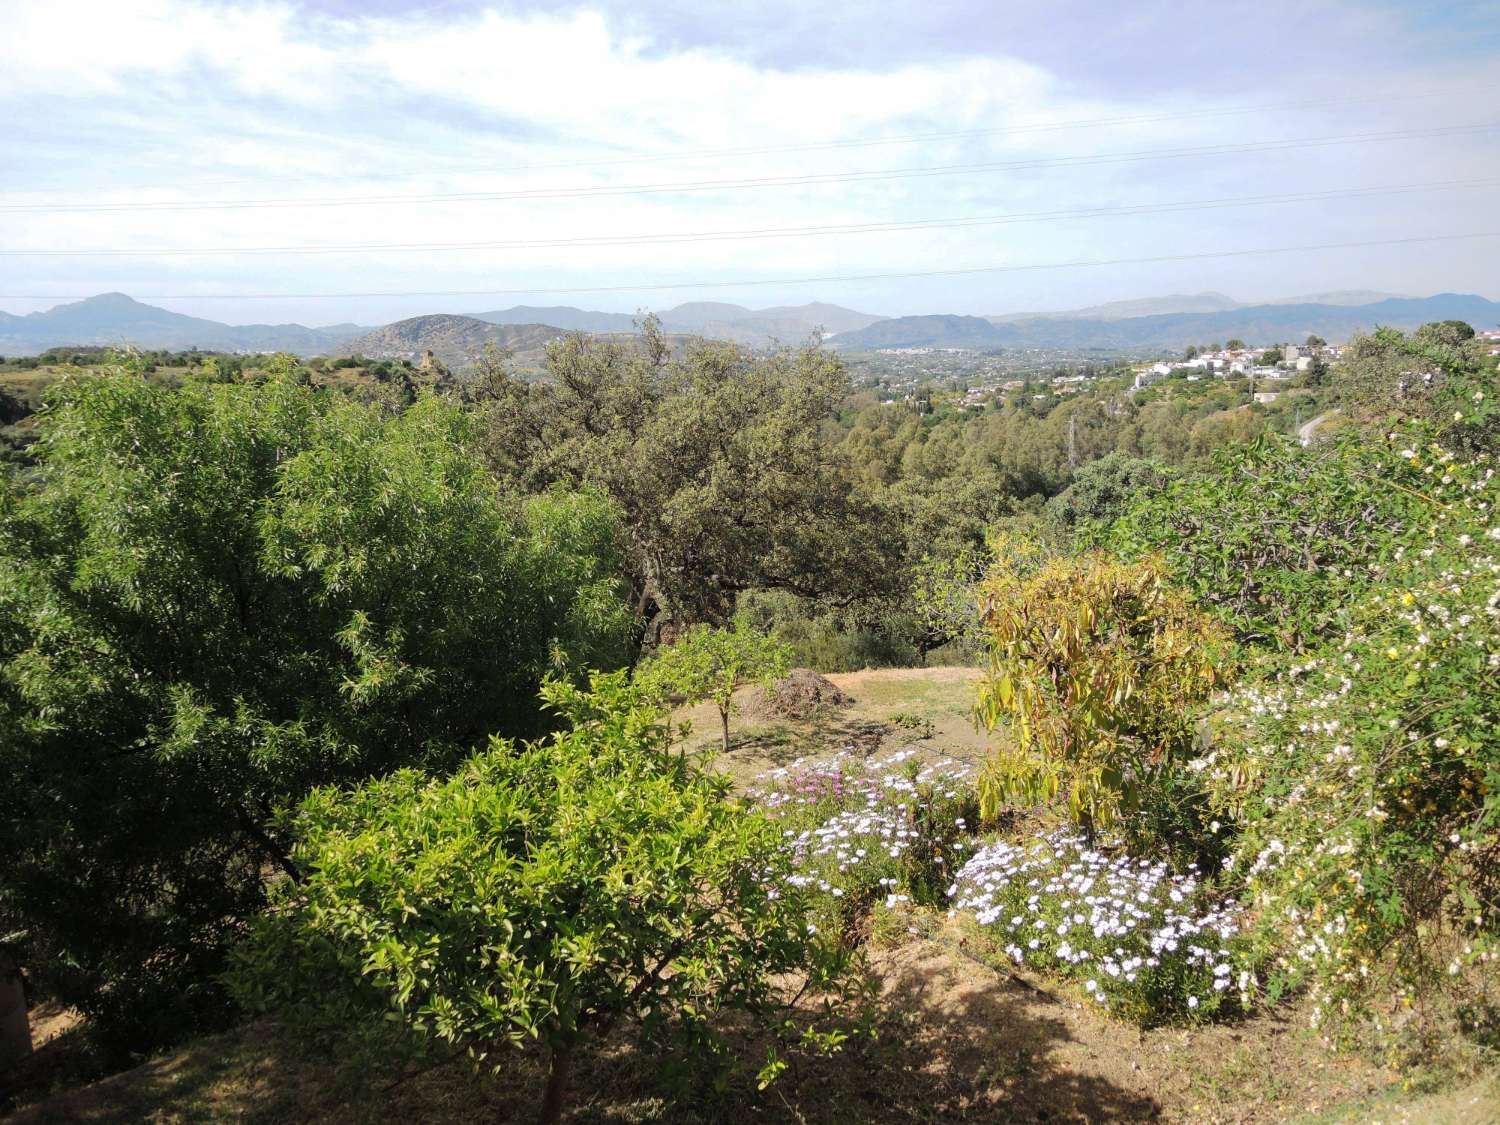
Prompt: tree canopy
<box><xmin>0</xmin><ymin>364</ymin><xmax>633</xmax><ymax>1051</ymax></box>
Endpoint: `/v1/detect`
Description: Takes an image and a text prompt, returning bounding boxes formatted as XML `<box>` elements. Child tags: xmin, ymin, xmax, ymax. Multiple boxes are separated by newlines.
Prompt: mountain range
<box><xmin>830</xmin><ymin>293</ymin><xmax>1500</xmax><ymax>353</ymax></box>
<box><xmin>2</xmin><ymin>291</ymin><xmax>1496</xmax><ymax>364</ymax></box>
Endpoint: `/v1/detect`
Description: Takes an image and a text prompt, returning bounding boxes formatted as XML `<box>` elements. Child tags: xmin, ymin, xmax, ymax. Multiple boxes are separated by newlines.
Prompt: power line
<box><xmin>4</xmin><ymin>177</ymin><xmax>1495</xmax><ymax>258</ymax></box>
<box><xmin>4</xmin><ymin>122</ymin><xmax>1495</xmax><ymax>215</ymax></box>
<box><xmin>5</xmin><ymin>81</ymin><xmax>1494</xmax><ymax>198</ymax></box>
<box><xmin>7</xmin><ymin>231</ymin><xmax>1496</xmax><ymax>302</ymax></box>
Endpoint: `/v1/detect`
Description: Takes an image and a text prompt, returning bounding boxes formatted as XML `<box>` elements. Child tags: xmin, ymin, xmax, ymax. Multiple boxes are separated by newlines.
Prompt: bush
<box><xmin>230</xmin><ymin>674</ymin><xmax>862</xmax><ymax>1122</ymax></box>
<box><xmin>0</xmin><ymin>365</ymin><xmax>634</xmax><ymax>1055</ymax></box>
<box><xmin>753</xmin><ymin>748</ymin><xmax>979</xmax><ymax>936</ymax></box>
<box><xmin>975</xmin><ymin>549</ymin><xmax>1228</xmax><ymax>855</ymax></box>
<box><xmin>1102</xmin><ymin>431</ymin><xmax>1445</xmax><ymax>649</ymax></box>
<box><xmin>1197</xmin><ymin>432</ymin><xmax>1500</xmax><ymax>1038</ymax></box>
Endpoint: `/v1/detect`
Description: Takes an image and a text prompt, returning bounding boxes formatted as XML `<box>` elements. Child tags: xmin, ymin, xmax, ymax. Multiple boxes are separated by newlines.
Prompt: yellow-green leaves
<box><xmin>975</xmin><ymin>548</ymin><xmax>1227</xmax><ymax>843</ymax></box>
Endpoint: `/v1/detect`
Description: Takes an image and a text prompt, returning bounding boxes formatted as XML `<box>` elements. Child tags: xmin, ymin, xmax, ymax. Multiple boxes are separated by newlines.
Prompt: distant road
<box><xmin>1298</xmin><ymin>410</ymin><xmax>1338</xmax><ymax>446</ymax></box>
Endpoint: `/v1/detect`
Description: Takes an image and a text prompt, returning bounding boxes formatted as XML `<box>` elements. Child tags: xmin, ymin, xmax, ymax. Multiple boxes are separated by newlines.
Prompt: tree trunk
<box><xmin>0</xmin><ymin>957</ymin><xmax>30</xmax><ymax>1070</ymax></box>
<box><xmin>537</xmin><ymin>1040</ymin><xmax>573</xmax><ymax>1125</ymax></box>
<box><xmin>719</xmin><ymin>707</ymin><xmax>731</xmax><ymax>754</ymax></box>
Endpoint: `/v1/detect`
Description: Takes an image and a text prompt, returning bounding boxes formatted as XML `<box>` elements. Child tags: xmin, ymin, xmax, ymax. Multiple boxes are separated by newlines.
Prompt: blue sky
<box><xmin>1</xmin><ymin>0</ymin><xmax>1497</xmax><ymax>325</ymax></box>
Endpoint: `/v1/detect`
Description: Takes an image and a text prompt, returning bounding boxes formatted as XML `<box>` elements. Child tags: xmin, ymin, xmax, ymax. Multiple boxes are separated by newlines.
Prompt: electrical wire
<box><xmin>4</xmin><ymin>177</ymin><xmax>1495</xmax><ymax>257</ymax></box>
<box><xmin>4</xmin><ymin>123</ymin><xmax>1495</xmax><ymax>215</ymax></box>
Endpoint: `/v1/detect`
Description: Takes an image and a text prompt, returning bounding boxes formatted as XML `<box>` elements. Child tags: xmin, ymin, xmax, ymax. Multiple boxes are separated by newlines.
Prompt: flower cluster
<box><xmin>753</xmin><ymin>748</ymin><xmax>979</xmax><ymax>928</ymax></box>
<box><xmin>950</xmin><ymin>831</ymin><xmax>1247</xmax><ymax>1023</ymax></box>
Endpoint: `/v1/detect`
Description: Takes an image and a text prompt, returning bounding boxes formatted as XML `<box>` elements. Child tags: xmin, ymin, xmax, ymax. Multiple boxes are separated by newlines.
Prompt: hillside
<box><xmin>833</xmin><ymin>292</ymin><xmax>1500</xmax><ymax>351</ymax></box>
<box><xmin>10</xmin><ymin>671</ymin><xmax>1495</xmax><ymax>1125</ymax></box>
<box><xmin>335</xmin><ymin>315</ymin><xmax>565</xmax><ymax>368</ymax></box>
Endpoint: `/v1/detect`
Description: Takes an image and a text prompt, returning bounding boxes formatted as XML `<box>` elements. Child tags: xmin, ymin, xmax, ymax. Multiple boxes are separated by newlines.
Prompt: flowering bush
<box><xmin>754</xmin><ymin>749</ymin><xmax>979</xmax><ymax>939</ymax></box>
<box><xmin>1199</xmin><ymin>431</ymin><xmax>1500</xmax><ymax>1033</ymax></box>
<box><xmin>950</xmin><ymin>831</ymin><xmax>1247</xmax><ymax>1025</ymax></box>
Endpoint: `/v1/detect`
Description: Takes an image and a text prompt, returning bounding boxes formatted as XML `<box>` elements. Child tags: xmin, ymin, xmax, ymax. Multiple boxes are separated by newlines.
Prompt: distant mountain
<box><xmin>990</xmin><ymin>292</ymin><xmax>1241</xmax><ymax>323</ymax></box>
<box><xmin>750</xmin><ymin>302</ymin><xmax>886</xmax><ymax>335</ymax></box>
<box><xmin>336</xmin><ymin>316</ymin><xmax>567</xmax><ymax>369</ymax></box>
<box><xmin>833</xmin><ymin>315</ymin><xmax>1019</xmax><ymax>350</ymax></box>
<box><xmin>0</xmin><ymin>293</ymin><xmax>367</xmax><ymax>354</ymax></box>
<box><xmin>476</xmin><ymin>305</ymin><xmax>640</xmax><ymax>333</ymax></box>
<box><xmin>1267</xmin><ymin>289</ymin><xmax>1409</xmax><ymax>307</ymax></box>
<box><xmin>832</xmin><ymin>293</ymin><xmax>1500</xmax><ymax>352</ymax></box>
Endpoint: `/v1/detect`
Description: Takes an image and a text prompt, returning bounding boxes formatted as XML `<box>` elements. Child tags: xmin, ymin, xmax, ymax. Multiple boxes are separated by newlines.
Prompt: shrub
<box><xmin>1198</xmin><ymin>433</ymin><xmax>1500</xmax><ymax>1038</ymax></box>
<box><xmin>753</xmin><ymin>749</ymin><xmax>979</xmax><ymax>937</ymax></box>
<box><xmin>975</xmin><ymin>550</ymin><xmax>1228</xmax><ymax>855</ymax></box>
<box><xmin>230</xmin><ymin>674</ymin><xmax>862</xmax><ymax>1122</ymax></box>
<box><xmin>1102</xmin><ymin>431</ymin><xmax>1444</xmax><ymax>649</ymax></box>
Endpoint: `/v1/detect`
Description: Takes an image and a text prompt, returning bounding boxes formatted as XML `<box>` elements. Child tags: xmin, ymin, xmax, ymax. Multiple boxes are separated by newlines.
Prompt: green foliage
<box><xmin>637</xmin><ymin>618</ymin><xmax>789</xmax><ymax>751</ymax></box>
<box><xmin>975</xmin><ymin>550</ymin><xmax>1227</xmax><ymax>852</ymax></box>
<box><xmin>1102</xmin><ymin>431</ymin><xmax>1445</xmax><ymax>649</ymax></box>
<box><xmin>482</xmin><ymin>331</ymin><xmax>901</xmax><ymax>627</ymax></box>
<box><xmin>735</xmin><ymin>588</ymin><xmax>923</xmax><ymax>671</ymax></box>
<box><xmin>1044</xmin><ymin>452</ymin><xmax>1171</xmax><ymax>536</ymax></box>
<box><xmin>229</xmin><ymin>674</ymin><xmax>861</xmax><ymax>1120</ymax></box>
<box><xmin>0</xmin><ymin>367</ymin><xmax>632</xmax><ymax>1054</ymax></box>
<box><xmin>1197</xmin><ymin>433</ymin><xmax>1500</xmax><ymax>1039</ymax></box>
<box><xmin>752</xmin><ymin>749</ymin><xmax>979</xmax><ymax>933</ymax></box>
<box><xmin>1333</xmin><ymin>325</ymin><xmax>1497</xmax><ymax>449</ymax></box>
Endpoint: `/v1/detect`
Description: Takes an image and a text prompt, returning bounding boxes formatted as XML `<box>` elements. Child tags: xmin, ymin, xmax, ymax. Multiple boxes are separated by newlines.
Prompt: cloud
<box><xmin>1</xmin><ymin>0</ymin><xmax>1496</xmax><ymax>323</ymax></box>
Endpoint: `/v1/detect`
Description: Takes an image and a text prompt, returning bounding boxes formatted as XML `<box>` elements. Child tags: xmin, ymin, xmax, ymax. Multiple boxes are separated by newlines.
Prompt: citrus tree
<box><xmin>638</xmin><ymin>618</ymin><xmax>789</xmax><ymax>752</ymax></box>
<box><xmin>230</xmin><ymin>674</ymin><xmax>860</xmax><ymax>1123</ymax></box>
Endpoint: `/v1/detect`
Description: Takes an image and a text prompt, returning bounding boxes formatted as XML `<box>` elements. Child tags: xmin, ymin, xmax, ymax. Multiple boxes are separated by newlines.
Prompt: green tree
<box><xmin>1226</xmin><ymin>339</ymin><xmax>1247</xmax><ymax>350</ymax></box>
<box><xmin>1261</xmin><ymin>347</ymin><xmax>1285</xmax><ymax>366</ymax></box>
<box><xmin>638</xmin><ymin>619</ymin><xmax>789</xmax><ymax>752</ymax></box>
<box><xmin>0</xmin><ymin>364</ymin><xmax>633</xmax><ymax>1053</ymax></box>
<box><xmin>478</xmin><ymin>330</ymin><xmax>900</xmax><ymax>630</ymax></box>
<box><xmin>1305</xmin><ymin>334</ymin><xmax>1327</xmax><ymax>347</ymax></box>
<box><xmin>230</xmin><ymin>674</ymin><xmax>859</xmax><ymax>1124</ymax></box>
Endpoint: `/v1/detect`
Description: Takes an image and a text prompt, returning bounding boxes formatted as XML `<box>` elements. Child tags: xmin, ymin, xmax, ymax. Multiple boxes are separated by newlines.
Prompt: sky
<box><xmin>1</xmin><ymin>0</ymin><xmax>1498</xmax><ymax>326</ymax></box>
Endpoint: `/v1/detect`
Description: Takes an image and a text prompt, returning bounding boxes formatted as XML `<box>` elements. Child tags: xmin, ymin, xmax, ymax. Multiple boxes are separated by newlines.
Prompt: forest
<box><xmin>1</xmin><ymin>317</ymin><xmax>1497</xmax><ymax>1121</ymax></box>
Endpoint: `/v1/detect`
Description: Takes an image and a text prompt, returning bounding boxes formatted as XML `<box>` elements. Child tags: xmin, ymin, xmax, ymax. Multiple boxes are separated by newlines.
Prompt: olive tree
<box><xmin>230</xmin><ymin>674</ymin><xmax>859</xmax><ymax>1124</ymax></box>
<box><xmin>0</xmin><ymin>362</ymin><xmax>634</xmax><ymax>1053</ymax></box>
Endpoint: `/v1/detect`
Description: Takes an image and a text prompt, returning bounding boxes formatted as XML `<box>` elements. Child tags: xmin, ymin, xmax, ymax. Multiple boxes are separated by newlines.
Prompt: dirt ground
<box><xmin>674</xmin><ymin>665</ymin><xmax>991</xmax><ymax>786</ymax></box>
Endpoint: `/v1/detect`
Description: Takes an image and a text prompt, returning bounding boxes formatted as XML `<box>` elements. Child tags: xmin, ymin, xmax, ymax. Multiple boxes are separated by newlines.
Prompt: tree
<box><xmin>1305</xmin><ymin>334</ymin><xmax>1327</xmax><ymax>347</ymax></box>
<box><xmin>230</xmin><ymin>674</ymin><xmax>858</xmax><ymax>1124</ymax></box>
<box><xmin>477</xmin><ymin>329</ymin><xmax>901</xmax><ymax>631</ymax></box>
<box><xmin>1045</xmin><ymin>452</ymin><xmax>1171</xmax><ymax>534</ymax></box>
<box><xmin>637</xmin><ymin>619</ymin><xmax>789</xmax><ymax>752</ymax></box>
<box><xmin>975</xmin><ymin>550</ymin><xmax>1227</xmax><ymax>852</ymax></box>
<box><xmin>1261</xmin><ymin>347</ymin><xmax>1285</xmax><ymax>366</ymax></box>
<box><xmin>1225</xmin><ymin>339</ymin><xmax>1246</xmax><ymax>351</ymax></box>
<box><xmin>0</xmin><ymin>363</ymin><xmax>634</xmax><ymax>1053</ymax></box>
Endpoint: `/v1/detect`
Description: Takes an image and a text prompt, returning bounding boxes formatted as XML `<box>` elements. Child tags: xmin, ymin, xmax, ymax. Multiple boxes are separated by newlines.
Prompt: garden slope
<box><xmin>5</xmin><ymin>666</ymin><xmax>1494</xmax><ymax>1124</ymax></box>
